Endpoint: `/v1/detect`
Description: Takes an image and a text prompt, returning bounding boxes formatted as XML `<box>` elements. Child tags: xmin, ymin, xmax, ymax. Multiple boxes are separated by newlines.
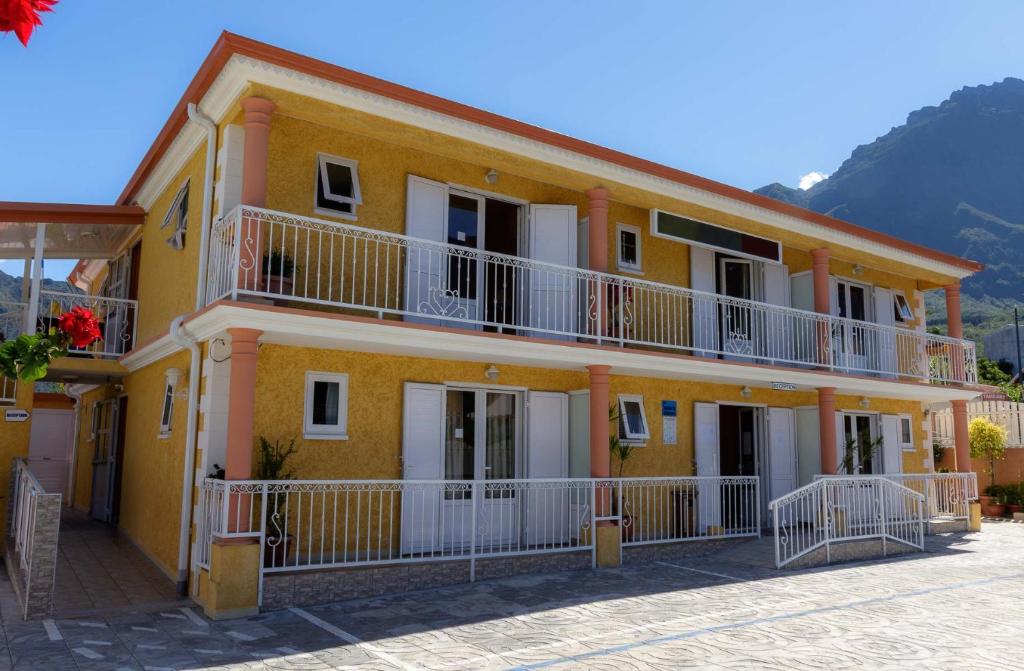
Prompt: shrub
<box><xmin>969</xmin><ymin>417</ymin><xmax>1007</xmax><ymax>489</ymax></box>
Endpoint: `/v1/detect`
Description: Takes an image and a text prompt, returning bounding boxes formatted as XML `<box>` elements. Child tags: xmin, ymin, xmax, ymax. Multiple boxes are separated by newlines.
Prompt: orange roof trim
<box><xmin>117</xmin><ymin>31</ymin><xmax>983</xmax><ymax>274</ymax></box>
<box><xmin>0</xmin><ymin>201</ymin><xmax>145</xmax><ymax>226</ymax></box>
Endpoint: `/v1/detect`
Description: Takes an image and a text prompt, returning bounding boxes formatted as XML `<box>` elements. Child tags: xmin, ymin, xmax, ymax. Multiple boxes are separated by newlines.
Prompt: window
<box><xmin>899</xmin><ymin>415</ymin><xmax>914</xmax><ymax>451</ymax></box>
<box><xmin>616</xmin><ymin>223</ymin><xmax>642</xmax><ymax>272</ymax></box>
<box><xmin>893</xmin><ymin>293</ymin><xmax>914</xmax><ymax>324</ymax></box>
<box><xmin>159</xmin><ymin>382</ymin><xmax>175</xmax><ymax>436</ymax></box>
<box><xmin>617</xmin><ymin>394</ymin><xmax>650</xmax><ymax>442</ymax></box>
<box><xmin>304</xmin><ymin>372</ymin><xmax>349</xmax><ymax>439</ymax></box>
<box><xmin>314</xmin><ymin>153</ymin><xmax>361</xmax><ymax>218</ymax></box>
<box><xmin>162</xmin><ymin>180</ymin><xmax>189</xmax><ymax>250</ymax></box>
<box><xmin>650</xmin><ymin>208</ymin><xmax>781</xmax><ymax>263</ymax></box>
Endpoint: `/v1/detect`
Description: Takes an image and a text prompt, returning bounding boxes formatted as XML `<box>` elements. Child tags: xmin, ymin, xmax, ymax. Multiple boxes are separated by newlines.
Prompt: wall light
<box><xmin>485</xmin><ymin>169</ymin><xmax>499</xmax><ymax>185</ymax></box>
<box><xmin>485</xmin><ymin>365</ymin><xmax>500</xmax><ymax>381</ymax></box>
<box><xmin>740</xmin><ymin>386</ymin><xmax>752</xmax><ymax>399</ymax></box>
<box><xmin>852</xmin><ymin>264</ymin><xmax>865</xmax><ymax>276</ymax></box>
<box><xmin>859</xmin><ymin>397</ymin><xmax>870</xmax><ymax>409</ymax></box>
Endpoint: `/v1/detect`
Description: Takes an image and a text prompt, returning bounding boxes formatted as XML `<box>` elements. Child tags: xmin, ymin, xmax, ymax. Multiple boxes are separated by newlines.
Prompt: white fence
<box><xmin>6</xmin><ymin>459</ymin><xmax>61</xmax><ymax>618</ymax></box>
<box><xmin>196</xmin><ymin>476</ymin><xmax>759</xmax><ymax>601</ymax></box>
<box><xmin>770</xmin><ymin>475</ymin><xmax>925</xmax><ymax>568</ymax></box>
<box><xmin>205</xmin><ymin>206</ymin><xmax>977</xmax><ymax>385</ymax></box>
<box><xmin>933</xmin><ymin>401</ymin><xmax>1024</xmax><ymax>448</ymax></box>
<box><xmin>0</xmin><ymin>302</ymin><xmax>25</xmax><ymax>403</ymax></box>
<box><xmin>36</xmin><ymin>291</ymin><xmax>138</xmax><ymax>358</ymax></box>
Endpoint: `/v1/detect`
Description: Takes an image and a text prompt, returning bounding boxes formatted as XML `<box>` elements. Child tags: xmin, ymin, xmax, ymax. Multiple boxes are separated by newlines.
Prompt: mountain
<box><xmin>0</xmin><ymin>269</ymin><xmax>72</xmax><ymax>305</ymax></box>
<box><xmin>756</xmin><ymin>77</ymin><xmax>1024</xmax><ymax>346</ymax></box>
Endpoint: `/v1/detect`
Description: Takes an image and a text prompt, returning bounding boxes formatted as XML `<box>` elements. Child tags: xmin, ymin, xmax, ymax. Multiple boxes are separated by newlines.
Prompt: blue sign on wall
<box><xmin>661</xmin><ymin>400</ymin><xmax>677</xmax><ymax>417</ymax></box>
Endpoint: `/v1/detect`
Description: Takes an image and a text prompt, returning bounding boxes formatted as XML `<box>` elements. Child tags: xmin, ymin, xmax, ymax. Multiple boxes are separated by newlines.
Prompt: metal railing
<box><xmin>7</xmin><ymin>459</ymin><xmax>61</xmax><ymax>618</ymax></box>
<box><xmin>0</xmin><ymin>302</ymin><xmax>25</xmax><ymax>403</ymax></box>
<box><xmin>206</xmin><ymin>206</ymin><xmax>977</xmax><ymax>385</ymax></box>
<box><xmin>196</xmin><ymin>476</ymin><xmax>760</xmax><ymax>600</ymax></box>
<box><xmin>933</xmin><ymin>401</ymin><xmax>1024</xmax><ymax>448</ymax></box>
<box><xmin>770</xmin><ymin>476</ymin><xmax>925</xmax><ymax>568</ymax></box>
<box><xmin>36</xmin><ymin>290</ymin><xmax>137</xmax><ymax>358</ymax></box>
<box><xmin>815</xmin><ymin>472</ymin><xmax>977</xmax><ymax>521</ymax></box>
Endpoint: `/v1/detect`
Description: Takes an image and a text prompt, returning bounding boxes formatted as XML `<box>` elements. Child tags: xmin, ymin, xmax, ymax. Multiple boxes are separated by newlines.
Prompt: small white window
<box><xmin>616</xmin><ymin>223</ymin><xmax>642</xmax><ymax>273</ymax></box>
<box><xmin>304</xmin><ymin>372</ymin><xmax>349</xmax><ymax>439</ymax></box>
<box><xmin>314</xmin><ymin>153</ymin><xmax>361</xmax><ymax>219</ymax></box>
<box><xmin>162</xmin><ymin>179</ymin><xmax>189</xmax><ymax>250</ymax></box>
<box><xmin>159</xmin><ymin>382</ymin><xmax>175</xmax><ymax>436</ymax></box>
<box><xmin>617</xmin><ymin>394</ymin><xmax>650</xmax><ymax>442</ymax></box>
<box><xmin>898</xmin><ymin>415</ymin><xmax>914</xmax><ymax>450</ymax></box>
<box><xmin>893</xmin><ymin>293</ymin><xmax>914</xmax><ymax>324</ymax></box>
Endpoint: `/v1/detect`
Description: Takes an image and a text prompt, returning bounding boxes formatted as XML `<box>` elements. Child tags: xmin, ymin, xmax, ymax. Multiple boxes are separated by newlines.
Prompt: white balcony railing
<box><xmin>0</xmin><ymin>302</ymin><xmax>26</xmax><ymax>403</ymax></box>
<box><xmin>770</xmin><ymin>475</ymin><xmax>925</xmax><ymax>568</ymax></box>
<box><xmin>206</xmin><ymin>206</ymin><xmax>978</xmax><ymax>385</ymax></box>
<box><xmin>195</xmin><ymin>475</ymin><xmax>760</xmax><ymax>602</ymax></box>
<box><xmin>35</xmin><ymin>291</ymin><xmax>137</xmax><ymax>358</ymax></box>
<box><xmin>815</xmin><ymin>472</ymin><xmax>977</xmax><ymax>520</ymax></box>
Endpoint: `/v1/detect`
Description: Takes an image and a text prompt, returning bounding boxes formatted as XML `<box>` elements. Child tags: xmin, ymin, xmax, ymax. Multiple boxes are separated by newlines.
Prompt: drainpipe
<box><xmin>170</xmin><ymin>315</ymin><xmax>201</xmax><ymax>596</ymax></box>
<box><xmin>63</xmin><ymin>383</ymin><xmax>86</xmax><ymax>508</ymax></box>
<box><xmin>187</xmin><ymin>103</ymin><xmax>217</xmax><ymax>312</ymax></box>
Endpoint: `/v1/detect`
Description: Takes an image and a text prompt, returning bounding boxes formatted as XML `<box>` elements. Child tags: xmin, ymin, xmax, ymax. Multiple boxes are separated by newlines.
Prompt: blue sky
<box><xmin>2</xmin><ymin>1</ymin><xmax>1023</xmax><ymax>278</ymax></box>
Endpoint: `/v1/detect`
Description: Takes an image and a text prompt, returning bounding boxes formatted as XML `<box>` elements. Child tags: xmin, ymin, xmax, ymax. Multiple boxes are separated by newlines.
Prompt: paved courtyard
<box><xmin>1</xmin><ymin>523</ymin><xmax>1022</xmax><ymax>669</ymax></box>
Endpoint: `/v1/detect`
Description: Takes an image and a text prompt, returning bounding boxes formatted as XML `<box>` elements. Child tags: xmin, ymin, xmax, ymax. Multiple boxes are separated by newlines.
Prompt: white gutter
<box><xmin>169</xmin><ymin>315</ymin><xmax>201</xmax><ymax>595</ymax></box>
<box><xmin>187</xmin><ymin>103</ymin><xmax>217</xmax><ymax>311</ymax></box>
<box><xmin>63</xmin><ymin>383</ymin><xmax>93</xmax><ymax>509</ymax></box>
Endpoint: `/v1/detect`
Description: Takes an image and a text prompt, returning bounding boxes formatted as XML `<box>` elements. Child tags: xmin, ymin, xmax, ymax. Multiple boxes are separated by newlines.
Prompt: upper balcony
<box><xmin>205</xmin><ymin>206</ymin><xmax>978</xmax><ymax>386</ymax></box>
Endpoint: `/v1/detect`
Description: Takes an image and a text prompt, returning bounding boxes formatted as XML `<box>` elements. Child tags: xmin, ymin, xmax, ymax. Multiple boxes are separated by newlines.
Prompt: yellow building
<box><xmin>0</xmin><ymin>32</ymin><xmax>985</xmax><ymax>618</ymax></box>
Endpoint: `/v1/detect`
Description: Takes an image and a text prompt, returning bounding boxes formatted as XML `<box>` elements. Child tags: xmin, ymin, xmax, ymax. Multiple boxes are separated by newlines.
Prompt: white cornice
<box><xmin>129</xmin><ymin>52</ymin><xmax>974</xmax><ymax>280</ymax></box>
<box><xmin>178</xmin><ymin>304</ymin><xmax>980</xmax><ymax>403</ymax></box>
<box><xmin>120</xmin><ymin>332</ymin><xmax>180</xmax><ymax>372</ymax></box>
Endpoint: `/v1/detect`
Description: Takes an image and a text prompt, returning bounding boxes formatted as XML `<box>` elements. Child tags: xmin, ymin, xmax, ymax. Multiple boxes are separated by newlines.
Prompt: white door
<box><xmin>404</xmin><ymin>175</ymin><xmax>449</xmax><ymax>325</ymax></box>
<box><xmin>794</xmin><ymin>407</ymin><xmax>821</xmax><ymax>486</ymax></box>
<box><xmin>690</xmin><ymin>246</ymin><xmax>717</xmax><ymax>355</ymax></box>
<box><xmin>28</xmin><ymin>408</ymin><xmax>74</xmax><ymax>496</ymax></box>
<box><xmin>767</xmin><ymin>408</ymin><xmax>798</xmax><ymax>501</ymax></box>
<box><xmin>834</xmin><ymin>280</ymin><xmax>871</xmax><ymax>372</ymax></box>
<box><xmin>880</xmin><ymin>414</ymin><xmax>903</xmax><ymax>475</ymax></box>
<box><xmin>90</xmin><ymin>400</ymin><xmax>119</xmax><ymax>522</ymax></box>
<box><xmin>401</xmin><ymin>382</ymin><xmax>444</xmax><ymax>554</ymax></box>
<box><xmin>873</xmin><ymin>287</ymin><xmax>897</xmax><ymax>377</ymax></box>
<box><xmin>762</xmin><ymin>262</ymin><xmax>791</xmax><ymax>362</ymax></box>
<box><xmin>694</xmin><ymin>402</ymin><xmax>721</xmax><ymax>531</ymax></box>
<box><xmin>528</xmin><ymin>204</ymin><xmax>577</xmax><ymax>338</ymax></box>
<box><xmin>444</xmin><ymin>190</ymin><xmax>486</xmax><ymax>328</ymax></box>
<box><xmin>718</xmin><ymin>258</ymin><xmax>754</xmax><ymax>356</ymax></box>
<box><xmin>526</xmin><ymin>391</ymin><xmax>570</xmax><ymax>544</ymax></box>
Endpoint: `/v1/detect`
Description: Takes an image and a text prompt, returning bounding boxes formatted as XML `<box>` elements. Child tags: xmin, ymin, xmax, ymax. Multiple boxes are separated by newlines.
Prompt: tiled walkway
<box><xmin>51</xmin><ymin>509</ymin><xmax>187</xmax><ymax>618</ymax></box>
<box><xmin>0</xmin><ymin>522</ymin><xmax>1021</xmax><ymax>669</ymax></box>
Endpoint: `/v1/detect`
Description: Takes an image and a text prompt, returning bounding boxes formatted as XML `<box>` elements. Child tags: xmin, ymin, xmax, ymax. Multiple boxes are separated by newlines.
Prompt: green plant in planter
<box><xmin>839</xmin><ymin>435</ymin><xmax>884</xmax><ymax>475</ymax></box>
<box><xmin>969</xmin><ymin>417</ymin><xmax>1007</xmax><ymax>489</ymax></box>
<box><xmin>932</xmin><ymin>442</ymin><xmax>947</xmax><ymax>468</ymax></box>
<box><xmin>256</xmin><ymin>436</ymin><xmax>297</xmax><ymax>528</ymax></box>
<box><xmin>262</xmin><ymin>248</ymin><xmax>296</xmax><ymax>277</ymax></box>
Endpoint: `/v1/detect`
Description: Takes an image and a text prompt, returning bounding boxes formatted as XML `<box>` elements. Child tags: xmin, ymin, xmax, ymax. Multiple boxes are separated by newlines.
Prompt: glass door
<box><xmin>442</xmin><ymin>388</ymin><xmax>520</xmax><ymax>549</ymax></box>
<box><xmin>719</xmin><ymin>258</ymin><xmax>754</xmax><ymax>356</ymax></box>
<box><xmin>835</xmin><ymin>280</ymin><xmax>870</xmax><ymax>371</ymax></box>
<box><xmin>445</xmin><ymin>191</ymin><xmax>485</xmax><ymax>324</ymax></box>
<box><xmin>841</xmin><ymin>413</ymin><xmax>878</xmax><ymax>474</ymax></box>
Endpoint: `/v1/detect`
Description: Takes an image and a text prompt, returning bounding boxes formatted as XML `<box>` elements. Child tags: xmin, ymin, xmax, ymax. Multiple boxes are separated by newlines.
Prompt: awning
<box><xmin>0</xmin><ymin>202</ymin><xmax>144</xmax><ymax>260</ymax></box>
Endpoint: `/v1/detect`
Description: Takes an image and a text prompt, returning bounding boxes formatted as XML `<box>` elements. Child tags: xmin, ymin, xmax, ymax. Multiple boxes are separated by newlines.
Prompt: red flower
<box><xmin>0</xmin><ymin>0</ymin><xmax>56</xmax><ymax>46</ymax></box>
<box><xmin>57</xmin><ymin>306</ymin><xmax>102</xmax><ymax>348</ymax></box>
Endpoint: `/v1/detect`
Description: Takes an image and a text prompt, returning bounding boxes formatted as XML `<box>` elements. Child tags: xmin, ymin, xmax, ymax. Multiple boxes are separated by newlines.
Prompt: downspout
<box><xmin>64</xmin><ymin>384</ymin><xmax>85</xmax><ymax>509</ymax></box>
<box><xmin>170</xmin><ymin>315</ymin><xmax>201</xmax><ymax>596</ymax></box>
<box><xmin>187</xmin><ymin>102</ymin><xmax>217</xmax><ymax>311</ymax></box>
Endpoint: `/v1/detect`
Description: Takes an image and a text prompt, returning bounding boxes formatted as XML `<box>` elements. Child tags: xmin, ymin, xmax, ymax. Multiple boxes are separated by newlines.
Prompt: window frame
<box><xmin>159</xmin><ymin>381</ymin><xmax>175</xmax><ymax>438</ymax></box>
<box><xmin>616</xmin><ymin>223</ymin><xmax>643</xmax><ymax>273</ymax></box>
<box><xmin>314</xmin><ymin>153</ymin><xmax>362</xmax><ymax>220</ymax></box>
<box><xmin>161</xmin><ymin>178</ymin><xmax>190</xmax><ymax>250</ymax></box>
<box><xmin>617</xmin><ymin>394</ymin><xmax>650</xmax><ymax>443</ymax></box>
<box><xmin>303</xmin><ymin>371</ymin><xmax>350</xmax><ymax>440</ymax></box>
<box><xmin>649</xmin><ymin>208</ymin><xmax>782</xmax><ymax>264</ymax></box>
<box><xmin>893</xmin><ymin>292</ymin><xmax>914</xmax><ymax>324</ymax></box>
<box><xmin>898</xmin><ymin>414</ymin><xmax>915</xmax><ymax>451</ymax></box>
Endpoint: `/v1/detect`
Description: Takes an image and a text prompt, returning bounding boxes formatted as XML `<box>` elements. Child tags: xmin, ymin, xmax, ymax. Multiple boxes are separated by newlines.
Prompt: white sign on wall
<box><xmin>771</xmin><ymin>382</ymin><xmax>797</xmax><ymax>391</ymax></box>
<box><xmin>5</xmin><ymin>409</ymin><xmax>30</xmax><ymax>423</ymax></box>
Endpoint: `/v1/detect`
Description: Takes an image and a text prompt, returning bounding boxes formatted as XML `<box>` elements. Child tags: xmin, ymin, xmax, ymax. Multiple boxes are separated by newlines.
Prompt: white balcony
<box><xmin>35</xmin><ymin>291</ymin><xmax>138</xmax><ymax>358</ymax></box>
<box><xmin>206</xmin><ymin>206</ymin><xmax>978</xmax><ymax>386</ymax></box>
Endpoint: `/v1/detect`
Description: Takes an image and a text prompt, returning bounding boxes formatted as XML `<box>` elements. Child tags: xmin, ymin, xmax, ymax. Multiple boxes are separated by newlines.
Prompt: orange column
<box><xmin>239</xmin><ymin>97</ymin><xmax>275</xmax><ymax>291</ymax></box>
<box><xmin>586</xmin><ymin>188</ymin><xmax>610</xmax><ymax>273</ymax></box>
<box><xmin>588</xmin><ymin>364</ymin><xmax>612</xmax><ymax>519</ymax></box>
<box><xmin>945</xmin><ymin>282</ymin><xmax>966</xmax><ymax>382</ymax></box>
<box><xmin>811</xmin><ymin>248</ymin><xmax>831</xmax><ymax>367</ymax></box>
<box><xmin>226</xmin><ymin>328</ymin><xmax>262</xmax><ymax>532</ymax></box>
<box><xmin>818</xmin><ymin>387</ymin><xmax>838</xmax><ymax>474</ymax></box>
<box><xmin>951</xmin><ymin>399</ymin><xmax>971</xmax><ymax>473</ymax></box>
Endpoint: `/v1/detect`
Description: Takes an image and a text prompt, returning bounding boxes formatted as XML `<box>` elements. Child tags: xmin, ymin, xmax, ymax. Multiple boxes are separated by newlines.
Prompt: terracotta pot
<box><xmin>979</xmin><ymin>495</ymin><xmax>996</xmax><ymax>506</ymax></box>
<box><xmin>1007</xmin><ymin>504</ymin><xmax>1022</xmax><ymax>515</ymax></box>
<box><xmin>264</xmin><ymin>533</ymin><xmax>294</xmax><ymax>568</ymax></box>
<box><xmin>981</xmin><ymin>503</ymin><xmax>1007</xmax><ymax>517</ymax></box>
<box><xmin>259</xmin><ymin>275</ymin><xmax>294</xmax><ymax>296</ymax></box>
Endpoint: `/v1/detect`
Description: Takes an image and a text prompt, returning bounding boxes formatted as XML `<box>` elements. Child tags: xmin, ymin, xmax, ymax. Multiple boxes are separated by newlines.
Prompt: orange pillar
<box><xmin>818</xmin><ymin>387</ymin><xmax>838</xmax><ymax>474</ymax></box>
<box><xmin>588</xmin><ymin>364</ymin><xmax>612</xmax><ymax>519</ymax></box>
<box><xmin>586</xmin><ymin>188</ymin><xmax>610</xmax><ymax>273</ymax></box>
<box><xmin>945</xmin><ymin>282</ymin><xmax>966</xmax><ymax>382</ymax></box>
<box><xmin>951</xmin><ymin>399</ymin><xmax>971</xmax><ymax>473</ymax></box>
<box><xmin>811</xmin><ymin>248</ymin><xmax>831</xmax><ymax>367</ymax></box>
<box><xmin>239</xmin><ymin>97</ymin><xmax>275</xmax><ymax>290</ymax></box>
<box><xmin>226</xmin><ymin>328</ymin><xmax>262</xmax><ymax>532</ymax></box>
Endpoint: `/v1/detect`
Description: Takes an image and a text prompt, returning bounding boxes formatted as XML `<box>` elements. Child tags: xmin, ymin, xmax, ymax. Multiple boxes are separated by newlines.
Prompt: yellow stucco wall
<box><xmin>117</xmin><ymin>351</ymin><xmax>191</xmax><ymax>579</ymax></box>
<box><xmin>0</xmin><ymin>381</ymin><xmax>33</xmax><ymax>536</ymax></box>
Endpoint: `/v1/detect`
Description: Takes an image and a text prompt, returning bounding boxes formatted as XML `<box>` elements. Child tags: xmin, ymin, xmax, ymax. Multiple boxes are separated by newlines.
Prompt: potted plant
<box><xmin>256</xmin><ymin>436</ymin><xmax>298</xmax><ymax>567</ymax></box>
<box><xmin>260</xmin><ymin>248</ymin><xmax>296</xmax><ymax>295</ymax></box>
<box><xmin>0</xmin><ymin>306</ymin><xmax>102</xmax><ymax>382</ymax></box>
<box><xmin>981</xmin><ymin>485</ymin><xmax>1007</xmax><ymax>517</ymax></box>
<box><xmin>838</xmin><ymin>435</ymin><xmax>884</xmax><ymax>475</ymax></box>
<box><xmin>1005</xmin><ymin>483</ymin><xmax>1023</xmax><ymax>516</ymax></box>
<box><xmin>609</xmin><ymin>405</ymin><xmax>638</xmax><ymax>541</ymax></box>
<box><xmin>969</xmin><ymin>417</ymin><xmax>1007</xmax><ymax>502</ymax></box>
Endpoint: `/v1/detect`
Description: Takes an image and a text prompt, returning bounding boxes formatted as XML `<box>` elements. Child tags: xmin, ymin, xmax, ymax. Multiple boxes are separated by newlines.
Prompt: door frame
<box><xmin>839</xmin><ymin>411</ymin><xmax>880</xmax><ymax>474</ymax></box>
<box><xmin>709</xmin><ymin>401</ymin><xmax>769</xmax><ymax>526</ymax></box>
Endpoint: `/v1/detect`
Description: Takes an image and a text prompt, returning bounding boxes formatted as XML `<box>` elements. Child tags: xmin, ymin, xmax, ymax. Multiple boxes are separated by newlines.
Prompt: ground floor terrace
<box><xmin>0</xmin><ymin>522</ymin><xmax>1019</xmax><ymax>670</ymax></box>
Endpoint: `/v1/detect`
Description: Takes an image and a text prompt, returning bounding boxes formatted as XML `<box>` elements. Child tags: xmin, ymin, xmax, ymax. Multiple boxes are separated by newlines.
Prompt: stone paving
<box><xmin>0</xmin><ymin>522</ymin><xmax>1022</xmax><ymax>669</ymax></box>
